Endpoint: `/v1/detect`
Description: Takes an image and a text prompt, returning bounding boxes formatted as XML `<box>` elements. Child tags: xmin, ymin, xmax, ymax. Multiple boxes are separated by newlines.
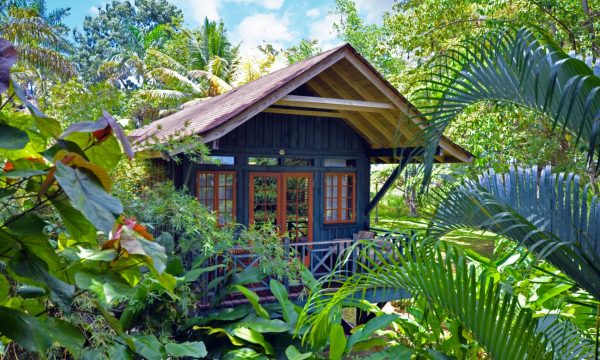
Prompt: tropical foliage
<box><xmin>414</xmin><ymin>28</ymin><xmax>600</xmax><ymax>186</ymax></box>
<box><xmin>2</xmin><ymin>0</ymin><xmax>600</xmax><ymax>358</ymax></box>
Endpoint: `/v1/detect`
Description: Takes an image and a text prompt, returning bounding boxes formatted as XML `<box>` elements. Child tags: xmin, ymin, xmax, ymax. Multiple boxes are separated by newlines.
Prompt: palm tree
<box><xmin>412</xmin><ymin>28</ymin><xmax>600</xmax><ymax>186</ymax></box>
<box><xmin>142</xmin><ymin>19</ymin><xmax>240</xmax><ymax>100</ymax></box>
<box><xmin>298</xmin><ymin>241</ymin><xmax>594</xmax><ymax>359</ymax></box>
<box><xmin>297</xmin><ymin>28</ymin><xmax>600</xmax><ymax>358</ymax></box>
<box><xmin>430</xmin><ymin>165</ymin><xmax>600</xmax><ymax>293</ymax></box>
<box><xmin>0</xmin><ymin>5</ymin><xmax>75</xmax><ymax>99</ymax></box>
<box><xmin>142</xmin><ymin>19</ymin><xmax>285</xmax><ymax>105</ymax></box>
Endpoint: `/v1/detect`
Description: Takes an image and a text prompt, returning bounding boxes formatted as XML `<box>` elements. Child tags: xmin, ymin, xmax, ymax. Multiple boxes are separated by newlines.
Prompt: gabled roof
<box><xmin>130</xmin><ymin>43</ymin><xmax>473</xmax><ymax>163</ymax></box>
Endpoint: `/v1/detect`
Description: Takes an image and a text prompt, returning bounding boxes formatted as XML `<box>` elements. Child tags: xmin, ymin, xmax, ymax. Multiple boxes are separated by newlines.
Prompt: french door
<box><xmin>249</xmin><ymin>172</ymin><xmax>313</xmax><ymax>243</ymax></box>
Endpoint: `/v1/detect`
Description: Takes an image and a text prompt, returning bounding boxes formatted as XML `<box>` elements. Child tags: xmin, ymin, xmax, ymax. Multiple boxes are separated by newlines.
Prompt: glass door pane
<box><xmin>284</xmin><ymin>174</ymin><xmax>312</xmax><ymax>243</ymax></box>
<box><xmin>250</xmin><ymin>174</ymin><xmax>280</xmax><ymax>231</ymax></box>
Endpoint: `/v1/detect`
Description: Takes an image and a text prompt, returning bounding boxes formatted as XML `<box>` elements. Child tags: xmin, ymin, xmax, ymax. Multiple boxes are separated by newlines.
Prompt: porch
<box><xmin>194</xmin><ymin>229</ymin><xmax>412</xmax><ymax>310</ymax></box>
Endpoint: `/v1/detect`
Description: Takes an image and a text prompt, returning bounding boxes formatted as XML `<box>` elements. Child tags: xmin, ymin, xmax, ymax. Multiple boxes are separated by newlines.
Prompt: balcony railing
<box><xmin>195</xmin><ymin>231</ymin><xmax>411</xmax><ymax>309</ymax></box>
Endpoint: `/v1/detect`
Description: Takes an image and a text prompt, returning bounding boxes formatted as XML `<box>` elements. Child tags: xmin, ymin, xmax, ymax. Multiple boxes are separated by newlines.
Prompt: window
<box><xmin>197</xmin><ymin>171</ymin><xmax>236</xmax><ymax>225</ymax></box>
<box><xmin>324</xmin><ymin>173</ymin><xmax>356</xmax><ymax>223</ymax></box>
<box><xmin>248</xmin><ymin>157</ymin><xmax>278</xmax><ymax>166</ymax></box>
<box><xmin>284</xmin><ymin>158</ymin><xmax>313</xmax><ymax>167</ymax></box>
<box><xmin>323</xmin><ymin>159</ymin><xmax>357</xmax><ymax>168</ymax></box>
<box><xmin>200</xmin><ymin>156</ymin><xmax>235</xmax><ymax>165</ymax></box>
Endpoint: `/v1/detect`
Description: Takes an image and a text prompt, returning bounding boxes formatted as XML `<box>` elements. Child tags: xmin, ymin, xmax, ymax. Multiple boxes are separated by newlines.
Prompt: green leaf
<box><xmin>270</xmin><ymin>279</ymin><xmax>297</xmax><ymax>324</ymax></box>
<box><xmin>107</xmin><ymin>343</ymin><xmax>134</xmax><ymax>360</ymax></box>
<box><xmin>285</xmin><ymin>345</ymin><xmax>313</xmax><ymax>360</ymax></box>
<box><xmin>54</xmin><ymin>162</ymin><xmax>123</xmax><ymax>234</ymax></box>
<box><xmin>329</xmin><ymin>323</ymin><xmax>346</xmax><ymax>360</ymax></box>
<box><xmin>9</xmin><ymin>251</ymin><xmax>74</xmax><ymax>311</ymax></box>
<box><xmin>232</xmin><ymin>285</ymin><xmax>270</xmax><ymax>319</ymax></box>
<box><xmin>53</xmin><ymin>198</ymin><xmax>98</xmax><ymax>245</ymax></box>
<box><xmin>241</xmin><ymin>318</ymin><xmax>290</xmax><ymax>333</ymax></box>
<box><xmin>132</xmin><ymin>335</ymin><xmax>164</xmax><ymax>360</ymax></box>
<box><xmin>75</xmin><ymin>270</ymin><xmax>134</xmax><ymax>304</ymax></box>
<box><xmin>188</xmin><ymin>307</ymin><xmax>252</xmax><ymax>327</ymax></box>
<box><xmin>223</xmin><ymin>348</ymin><xmax>269</xmax><ymax>360</ymax></box>
<box><xmin>195</xmin><ymin>326</ymin><xmax>245</xmax><ymax>346</ymax></box>
<box><xmin>6</xmin><ymin>214</ymin><xmax>59</xmax><ymax>271</ymax></box>
<box><xmin>0</xmin><ymin>169</ymin><xmax>47</xmax><ymax>178</ymax></box>
<box><xmin>231</xmin><ymin>327</ymin><xmax>274</xmax><ymax>354</ymax></box>
<box><xmin>184</xmin><ymin>264</ymin><xmax>225</xmax><ymax>282</ymax></box>
<box><xmin>0</xmin><ymin>306</ymin><xmax>52</xmax><ymax>353</ymax></box>
<box><xmin>363</xmin><ymin>344</ymin><xmax>415</xmax><ymax>360</ymax></box>
<box><xmin>536</xmin><ymin>283</ymin><xmax>573</xmax><ymax>305</ymax></box>
<box><xmin>165</xmin><ymin>341</ymin><xmax>207</xmax><ymax>358</ymax></box>
<box><xmin>345</xmin><ymin>314</ymin><xmax>398</xmax><ymax>352</ymax></box>
<box><xmin>46</xmin><ymin>317</ymin><xmax>85</xmax><ymax>356</ymax></box>
<box><xmin>0</xmin><ymin>123</ymin><xmax>29</xmax><ymax>150</ymax></box>
<box><xmin>0</xmin><ymin>188</ymin><xmax>15</xmax><ymax>201</ymax></box>
<box><xmin>0</xmin><ymin>274</ymin><xmax>8</xmax><ymax>301</ymax></box>
<box><xmin>75</xmin><ymin>247</ymin><xmax>117</xmax><ymax>262</ymax></box>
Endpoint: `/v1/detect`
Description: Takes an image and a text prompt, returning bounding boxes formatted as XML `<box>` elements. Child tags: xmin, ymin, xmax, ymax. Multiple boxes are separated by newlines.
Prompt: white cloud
<box><xmin>229</xmin><ymin>0</ymin><xmax>284</xmax><ymax>10</ymax></box>
<box><xmin>89</xmin><ymin>6</ymin><xmax>99</xmax><ymax>15</ymax></box>
<box><xmin>170</xmin><ymin>0</ymin><xmax>220</xmax><ymax>23</ymax></box>
<box><xmin>308</xmin><ymin>13</ymin><xmax>339</xmax><ymax>49</ymax></box>
<box><xmin>354</xmin><ymin>0</ymin><xmax>394</xmax><ymax>24</ymax></box>
<box><xmin>232</xmin><ymin>13</ymin><xmax>295</xmax><ymax>55</ymax></box>
<box><xmin>169</xmin><ymin>0</ymin><xmax>287</xmax><ymax>25</ymax></box>
<box><xmin>306</xmin><ymin>8</ymin><xmax>320</xmax><ymax>18</ymax></box>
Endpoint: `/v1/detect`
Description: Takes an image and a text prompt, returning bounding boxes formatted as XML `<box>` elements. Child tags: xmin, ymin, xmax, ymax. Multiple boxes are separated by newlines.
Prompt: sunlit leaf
<box><xmin>231</xmin><ymin>327</ymin><xmax>274</xmax><ymax>354</ymax></box>
<box><xmin>165</xmin><ymin>341</ymin><xmax>207</xmax><ymax>358</ymax></box>
<box><xmin>54</xmin><ymin>162</ymin><xmax>122</xmax><ymax>234</ymax></box>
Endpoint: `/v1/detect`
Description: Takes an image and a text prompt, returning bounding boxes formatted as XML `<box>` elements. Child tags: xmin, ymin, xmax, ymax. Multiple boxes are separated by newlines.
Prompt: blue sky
<box><xmin>46</xmin><ymin>0</ymin><xmax>394</xmax><ymax>54</ymax></box>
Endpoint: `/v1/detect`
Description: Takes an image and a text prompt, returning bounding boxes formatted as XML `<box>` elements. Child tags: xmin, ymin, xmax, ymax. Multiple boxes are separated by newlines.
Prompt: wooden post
<box><xmin>366</xmin><ymin>156</ymin><xmax>411</xmax><ymax>215</ymax></box>
<box><xmin>374</xmin><ymin>182</ymin><xmax>379</xmax><ymax>224</ymax></box>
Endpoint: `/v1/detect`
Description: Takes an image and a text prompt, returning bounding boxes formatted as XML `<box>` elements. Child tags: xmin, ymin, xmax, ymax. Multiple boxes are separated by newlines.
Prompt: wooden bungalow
<box><xmin>130</xmin><ymin>43</ymin><xmax>472</xmax><ymax>304</ymax></box>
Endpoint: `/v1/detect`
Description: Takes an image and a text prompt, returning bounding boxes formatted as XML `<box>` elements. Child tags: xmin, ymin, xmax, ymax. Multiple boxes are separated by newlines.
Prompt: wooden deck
<box><xmin>195</xmin><ymin>232</ymin><xmax>412</xmax><ymax>310</ymax></box>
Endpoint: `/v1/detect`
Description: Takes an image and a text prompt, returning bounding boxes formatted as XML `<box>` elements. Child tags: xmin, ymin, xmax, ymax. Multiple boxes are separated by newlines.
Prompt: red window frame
<box><xmin>324</xmin><ymin>172</ymin><xmax>356</xmax><ymax>224</ymax></box>
<box><xmin>196</xmin><ymin>171</ymin><xmax>236</xmax><ymax>226</ymax></box>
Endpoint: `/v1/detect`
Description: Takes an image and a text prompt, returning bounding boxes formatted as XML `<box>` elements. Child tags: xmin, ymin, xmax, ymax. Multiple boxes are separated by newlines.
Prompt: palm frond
<box><xmin>415</xmin><ymin>28</ymin><xmax>600</xmax><ymax>186</ymax></box>
<box><xmin>17</xmin><ymin>46</ymin><xmax>75</xmax><ymax>79</ymax></box>
<box><xmin>145</xmin><ymin>48</ymin><xmax>188</xmax><ymax>75</ymax></box>
<box><xmin>536</xmin><ymin>315</ymin><xmax>596</xmax><ymax>359</ymax></box>
<box><xmin>429</xmin><ymin>165</ymin><xmax>600</xmax><ymax>300</ymax></box>
<box><xmin>146</xmin><ymin>67</ymin><xmax>203</xmax><ymax>94</ymax></box>
<box><xmin>138</xmin><ymin>89</ymin><xmax>190</xmax><ymax>101</ymax></box>
<box><xmin>298</xmin><ymin>242</ymin><xmax>566</xmax><ymax>359</ymax></box>
<box><xmin>0</xmin><ymin>7</ymin><xmax>70</xmax><ymax>51</ymax></box>
<box><xmin>188</xmin><ymin>69</ymin><xmax>232</xmax><ymax>95</ymax></box>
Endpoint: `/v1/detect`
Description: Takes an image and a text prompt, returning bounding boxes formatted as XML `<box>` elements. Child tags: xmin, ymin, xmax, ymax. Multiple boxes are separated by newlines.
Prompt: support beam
<box><xmin>368</xmin><ymin>147</ymin><xmax>426</xmax><ymax>158</ymax></box>
<box><xmin>315</xmin><ymin>72</ymin><xmax>397</xmax><ymax>145</ymax></box>
<box><xmin>366</xmin><ymin>156</ymin><xmax>411</xmax><ymax>215</ymax></box>
<box><xmin>329</xmin><ymin>65</ymin><xmax>418</xmax><ymax>146</ymax></box>
<box><xmin>341</xmin><ymin>51</ymin><xmax>473</xmax><ymax>163</ymax></box>
<box><xmin>263</xmin><ymin>107</ymin><xmax>345</xmax><ymax>118</ymax></box>
<box><xmin>275</xmin><ymin>94</ymin><xmax>396</xmax><ymax>113</ymax></box>
<box><xmin>305</xmin><ymin>81</ymin><xmax>383</xmax><ymax>145</ymax></box>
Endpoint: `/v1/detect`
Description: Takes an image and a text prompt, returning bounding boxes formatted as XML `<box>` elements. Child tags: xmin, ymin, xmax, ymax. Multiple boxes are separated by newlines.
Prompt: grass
<box><xmin>371</xmin><ymin>215</ymin><xmax>496</xmax><ymax>258</ymax></box>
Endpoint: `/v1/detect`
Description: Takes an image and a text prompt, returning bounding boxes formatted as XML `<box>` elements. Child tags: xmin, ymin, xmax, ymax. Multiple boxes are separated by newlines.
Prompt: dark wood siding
<box><xmin>178</xmin><ymin>112</ymin><xmax>371</xmax><ymax>243</ymax></box>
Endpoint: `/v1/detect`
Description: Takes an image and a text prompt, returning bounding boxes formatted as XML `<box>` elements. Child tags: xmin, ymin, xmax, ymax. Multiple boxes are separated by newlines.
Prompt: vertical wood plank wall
<box><xmin>172</xmin><ymin>112</ymin><xmax>372</xmax><ymax>243</ymax></box>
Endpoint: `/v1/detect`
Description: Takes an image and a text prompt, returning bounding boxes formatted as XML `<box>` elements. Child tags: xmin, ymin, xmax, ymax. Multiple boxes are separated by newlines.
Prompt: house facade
<box><xmin>130</xmin><ymin>43</ymin><xmax>472</xmax><ymax>248</ymax></box>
